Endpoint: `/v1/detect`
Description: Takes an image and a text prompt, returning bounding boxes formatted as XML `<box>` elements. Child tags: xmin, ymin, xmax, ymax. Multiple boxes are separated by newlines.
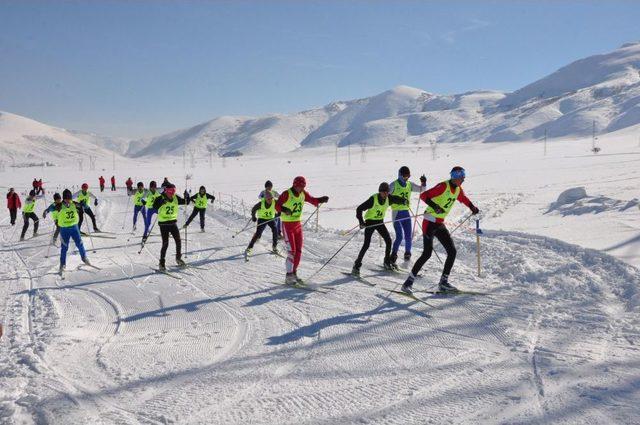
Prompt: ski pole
<box><xmin>302</xmin><ymin>206</ymin><xmax>320</xmax><ymax>229</ymax></box>
<box><xmin>138</xmin><ymin>216</ymin><xmax>157</xmax><ymax>254</ymax></box>
<box><xmin>450</xmin><ymin>213</ymin><xmax>474</xmax><ymax>235</ymax></box>
<box><xmin>411</xmin><ymin>185</ymin><xmax>425</xmax><ymax>241</ymax></box>
<box><xmin>83</xmin><ymin>215</ymin><xmax>96</xmax><ymax>253</ymax></box>
<box><xmin>231</xmin><ymin>217</ymin><xmax>254</xmax><ymax>238</ymax></box>
<box><xmin>340</xmin><ymin>213</ymin><xmax>420</xmax><ymax>236</ymax></box>
<box><xmin>121</xmin><ymin>195</ymin><xmax>131</xmax><ymax>230</ymax></box>
<box><xmin>306</xmin><ymin>229</ymin><xmax>360</xmax><ymax>285</ymax></box>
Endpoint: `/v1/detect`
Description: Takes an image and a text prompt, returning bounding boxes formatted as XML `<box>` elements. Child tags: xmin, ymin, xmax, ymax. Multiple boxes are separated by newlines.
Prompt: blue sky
<box><xmin>1</xmin><ymin>0</ymin><xmax>639</xmax><ymax>138</ymax></box>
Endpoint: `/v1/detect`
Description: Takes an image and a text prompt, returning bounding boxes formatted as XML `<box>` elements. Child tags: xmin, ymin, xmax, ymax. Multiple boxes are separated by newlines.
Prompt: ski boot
<box><xmin>33</xmin><ymin>231</ymin><xmax>38</xmax><ymax>237</ymax></box>
<box><xmin>438</xmin><ymin>274</ymin><xmax>458</xmax><ymax>292</ymax></box>
<box><xmin>94</xmin><ymin>227</ymin><xmax>101</xmax><ymax>233</ymax></box>
<box><xmin>244</xmin><ymin>248</ymin><xmax>252</xmax><ymax>261</ymax></box>
<box><xmin>285</xmin><ymin>273</ymin><xmax>297</xmax><ymax>285</ymax></box>
<box><xmin>81</xmin><ymin>257</ymin><xmax>92</xmax><ymax>266</ymax></box>
<box><xmin>383</xmin><ymin>262</ymin><xmax>394</xmax><ymax>271</ymax></box>
<box><xmin>294</xmin><ymin>273</ymin><xmax>304</xmax><ymax>285</ymax></box>
<box><xmin>20</xmin><ymin>236</ymin><xmax>25</xmax><ymax>241</ymax></box>
<box><xmin>133</xmin><ymin>225</ymin><xmax>137</xmax><ymax>231</ymax></box>
<box><xmin>176</xmin><ymin>257</ymin><xmax>186</xmax><ymax>268</ymax></box>
<box><xmin>351</xmin><ymin>264</ymin><xmax>361</xmax><ymax>277</ymax></box>
<box><xmin>59</xmin><ymin>264</ymin><xmax>66</xmax><ymax>273</ymax></box>
<box><xmin>141</xmin><ymin>234</ymin><xmax>148</xmax><ymax>244</ymax></box>
<box><xmin>403</xmin><ymin>252</ymin><xmax>411</xmax><ymax>262</ymax></box>
<box><xmin>200</xmin><ymin>228</ymin><xmax>205</xmax><ymax>233</ymax></box>
<box><xmin>401</xmin><ymin>274</ymin><xmax>415</xmax><ymax>294</ymax></box>
<box><xmin>158</xmin><ymin>259</ymin><xmax>166</xmax><ymax>271</ymax></box>
<box><xmin>271</xmin><ymin>245</ymin><xmax>279</xmax><ymax>255</ymax></box>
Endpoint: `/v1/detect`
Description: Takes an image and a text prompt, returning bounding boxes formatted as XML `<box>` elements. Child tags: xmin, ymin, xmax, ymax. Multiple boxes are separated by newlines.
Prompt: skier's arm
<box><xmin>176</xmin><ymin>195</ymin><xmax>187</xmax><ymax>206</ymax></box>
<box><xmin>457</xmin><ymin>188</ymin><xmax>479</xmax><ymax>214</ymax></box>
<box><xmin>275</xmin><ymin>191</ymin><xmax>292</xmax><ymax>214</ymax></box>
<box><xmin>303</xmin><ymin>190</ymin><xmax>329</xmax><ymax>207</ymax></box>
<box><xmin>410</xmin><ymin>175</ymin><xmax>427</xmax><ymax>192</ymax></box>
<box><xmin>356</xmin><ymin>197</ymin><xmax>374</xmax><ymax>225</ymax></box>
<box><xmin>152</xmin><ymin>197</ymin><xmax>166</xmax><ymax>210</ymax></box>
<box><xmin>207</xmin><ymin>193</ymin><xmax>216</xmax><ymax>203</ymax></box>
<box><xmin>251</xmin><ymin>202</ymin><xmax>261</xmax><ymax>221</ymax></box>
<box><xmin>388</xmin><ymin>194</ymin><xmax>409</xmax><ymax>206</ymax></box>
<box><xmin>421</xmin><ymin>183</ymin><xmax>447</xmax><ymax>213</ymax></box>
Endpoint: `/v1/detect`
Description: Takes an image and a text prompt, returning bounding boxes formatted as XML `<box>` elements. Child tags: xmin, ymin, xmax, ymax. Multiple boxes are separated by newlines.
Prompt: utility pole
<box><xmin>544</xmin><ymin>129</ymin><xmax>547</xmax><ymax>157</ymax></box>
<box><xmin>348</xmin><ymin>143</ymin><xmax>351</xmax><ymax>166</ymax></box>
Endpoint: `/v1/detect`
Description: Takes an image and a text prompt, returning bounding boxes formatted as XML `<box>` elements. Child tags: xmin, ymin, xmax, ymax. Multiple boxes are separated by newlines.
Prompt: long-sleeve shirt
<box><xmin>420</xmin><ymin>181</ymin><xmax>473</xmax><ymax>223</ymax></box>
<box><xmin>152</xmin><ymin>194</ymin><xmax>188</xmax><ymax>225</ymax></box>
<box><xmin>356</xmin><ymin>194</ymin><xmax>406</xmax><ymax>223</ymax></box>
<box><xmin>189</xmin><ymin>192</ymin><xmax>216</xmax><ymax>206</ymax></box>
<box><xmin>275</xmin><ymin>188</ymin><xmax>321</xmax><ymax>214</ymax></box>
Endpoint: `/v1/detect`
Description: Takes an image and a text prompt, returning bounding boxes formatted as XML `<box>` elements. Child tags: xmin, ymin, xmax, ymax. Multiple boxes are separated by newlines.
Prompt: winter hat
<box><xmin>293</xmin><ymin>176</ymin><xmax>306</xmax><ymax>188</ymax></box>
<box><xmin>398</xmin><ymin>166</ymin><xmax>410</xmax><ymax>177</ymax></box>
<box><xmin>199</xmin><ymin>185</ymin><xmax>206</xmax><ymax>192</ymax></box>
<box><xmin>81</xmin><ymin>183</ymin><xmax>89</xmax><ymax>190</ymax></box>
<box><xmin>53</xmin><ymin>192</ymin><xmax>61</xmax><ymax>201</ymax></box>
<box><xmin>137</xmin><ymin>181</ymin><xmax>144</xmax><ymax>188</ymax></box>
<box><xmin>450</xmin><ymin>167</ymin><xmax>466</xmax><ymax>180</ymax></box>
<box><xmin>149</xmin><ymin>180</ymin><xmax>157</xmax><ymax>188</ymax></box>
<box><xmin>378</xmin><ymin>182</ymin><xmax>390</xmax><ymax>193</ymax></box>
<box><xmin>62</xmin><ymin>189</ymin><xmax>73</xmax><ymax>200</ymax></box>
<box><xmin>265</xmin><ymin>180</ymin><xmax>273</xmax><ymax>189</ymax></box>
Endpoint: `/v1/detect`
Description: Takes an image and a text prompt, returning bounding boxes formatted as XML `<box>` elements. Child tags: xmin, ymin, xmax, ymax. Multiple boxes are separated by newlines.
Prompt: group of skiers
<box><xmin>98</xmin><ymin>176</ymin><xmax>118</xmax><ymax>192</ymax></box>
<box><xmin>4</xmin><ymin>165</ymin><xmax>479</xmax><ymax>291</ymax></box>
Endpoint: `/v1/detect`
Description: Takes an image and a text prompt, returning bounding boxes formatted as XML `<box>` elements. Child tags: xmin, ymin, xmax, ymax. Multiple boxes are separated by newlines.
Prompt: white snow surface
<box><xmin>0</xmin><ymin>128</ymin><xmax>639</xmax><ymax>424</ymax></box>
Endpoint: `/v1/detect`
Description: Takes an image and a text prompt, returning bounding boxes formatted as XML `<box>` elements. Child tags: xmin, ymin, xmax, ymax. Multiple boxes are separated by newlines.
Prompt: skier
<box><xmin>99</xmin><ymin>176</ymin><xmax>106</xmax><ymax>192</ymax></box>
<box><xmin>20</xmin><ymin>190</ymin><xmax>40</xmax><ymax>240</ymax></box>
<box><xmin>6</xmin><ymin>188</ymin><xmax>21</xmax><ymax>226</ymax></box>
<box><xmin>110</xmin><ymin>175</ymin><xmax>116</xmax><ymax>191</ymax></box>
<box><xmin>152</xmin><ymin>184</ymin><xmax>189</xmax><ymax>270</ymax></box>
<box><xmin>402</xmin><ymin>166</ymin><xmax>479</xmax><ymax>293</ymax></box>
<box><xmin>275</xmin><ymin>176</ymin><xmax>329</xmax><ymax>285</ymax></box>
<box><xmin>43</xmin><ymin>192</ymin><xmax>62</xmax><ymax>243</ymax></box>
<box><xmin>259</xmin><ymin>180</ymin><xmax>281</xmax><ymax>238</ymax></box>
<box><xmin>57</xmin><ymin>189</ymin><xmax>91</xmax><ymax>272</ymax></box>
<box><xmin>183</xmin><ymin>186</ymin><xmax>215</xmax><ymax>232</ymax></box>
<box><xmin>132</xmin><ymin>182</ymin><xmax>147</xmax><ymax>231</ymax></box>
<box><xmin>245</xmin><ymin>190</ymin><xmax>279</xmax><ymax>258</ymax></box>
<box><xmin>389</xmin><ymin>166</ymin><xmax>426</xmax><ymax>267</ymax></box>
<box><xmin>125</xmin><ymin>177</ymin><xmax>133</xmax><ymax>195</ymax></box>
<box><xmin>351</xmin><ymin>182</ymin><xmax>408</xmax><ymax>276</ymax></box>
<box><xmin>142</xmin><ymin>180</ymin><xmax>162</xmax><ymax>242</ymax></box>
<box><xmin>74</xmin><ymin>183</ymin><xmax>100</xmax><ymax>232</ymax></box>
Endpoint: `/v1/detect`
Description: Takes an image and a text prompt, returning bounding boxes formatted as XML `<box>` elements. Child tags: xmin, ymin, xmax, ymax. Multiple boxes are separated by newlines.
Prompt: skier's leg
<box><xmin>184</xmin><ymin>208</ymin><xmax>198</xmax><ymax>227</ymax></box>
<box><xmin>10</xmin><ymin>208</ymin><xmax>16</xmax><ymax>225</ymax></box>
<box><xmin>355</xmin><ymin>226</ymin><xmax>375</xmax><ymax>267</ymax></box>
<box><xmin>391</xmin><ymin>211</ymin><xmax>403</xmax><ymax>257</ymax></box>
<box><xmin>53</xmin><ymin>224</ymin><xmax>60</xmax><ymax>241</ymax></box>
<box><xmin>401</xmin><ymin>213</ymin><xmax>413</xmax><ymax>255</ymax></box>
<box><xmin>78</xmin><ymin>209</ymin><xmax>85</xmax><ymax>230</ymax></box>
<box><xmin>70</xmin><ymin>225</ymin><xmax>87</xmax><ymax>259</ymax></box>
<box><xmin>199</xmin><ymin>208</ymin><xmax>205</xmax><ymax>230</ymax></box>
<box><xmin>268</xmin><ymin>221</ymin><xmax>278</xmax><ymax>249</ymax></box>
<box><xmin>283</xmin><ymin>222</ymin><xmax>296</xmax><ymax>274</ymax></box>
<box><xmin>60</xmin><ymin>227</ymin><xmax>72</xmax><ymax>266</ymax></box>
<box><xmin>170</xmin><ymin>224</ymin><xmax>182</xmax><ymax>260</ymax></box>
<box><xmin>132</xmin><ymin>205</ymin><xmax>140</xmax><ymax>226</ymax></box>
<box><xmin>293</xmin><ymin>223</ymin><xmax>303</xmax><ymax>274</ymax></box>
<box><xmin>86</xmin><ymin>208</ymin><xmax>98</xmax><ymax>230</ymax></box>
<box><xmin>435</xmin><ymin>226</ymin><xmax>456</xmax><ymax>277</ymax></box>
<box><xmin>159</xmin><ymin>225</ymin><xmax>170</xmax><ymax>263</ymax></box>
<box><xmin>248</xmin><ymin>220</ymin><xmax>267</xmax><ymax>249</ymax></box>
<box><xmin>410</xmin><ymin>221</ymin><xmax>436</xmax><ymax>276</ymax></box>
<box><xmin>32</xmin><ymin>213</ymin><xmax>39</xmax><ymax>234</ymax></box>
<box><xmin>376</xmin><ymin>224</ymin><xmax>393</xmax><ymax>264</ymax></box>
<box><xmin>20</xmin><ymin>213</ymin><xmax>29</xmax><ymax>239</ymax></box>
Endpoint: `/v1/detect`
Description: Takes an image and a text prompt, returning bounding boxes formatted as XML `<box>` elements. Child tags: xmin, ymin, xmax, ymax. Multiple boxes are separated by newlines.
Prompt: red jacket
<box><xmin>125</xmin><ymin>178</ymin><xmax>133</xmax><ymax>187</ymax></box>
<box><xmin>275</xmin><ymin>188</ymin><xmax>321</xmax><ymax>214</ymax></box>
<box><xmin>420</xmin><ymin>181</ymin><xmax>472</xmax><ymax>223</ymax></box>
<box><xmin>99</xmin><ymin>177</ymin><xmax>105</xmax><ymax>185</ymax></box>
<box><xmin>111</xmin><ymin>176</ymin><xmax>116</xmax><ymax>184</ymax></box>
<box><xmin>6</xmin><ymin>192</ymin><xmax>21</xmax><ymax>209</ymax></box>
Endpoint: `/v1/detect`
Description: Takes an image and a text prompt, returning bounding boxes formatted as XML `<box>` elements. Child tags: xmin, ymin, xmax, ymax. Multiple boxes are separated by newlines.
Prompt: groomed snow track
<box><xmin>1</xmin><ymin>191</ymin><xmax>639</xmax><ymax>424</ymax></box>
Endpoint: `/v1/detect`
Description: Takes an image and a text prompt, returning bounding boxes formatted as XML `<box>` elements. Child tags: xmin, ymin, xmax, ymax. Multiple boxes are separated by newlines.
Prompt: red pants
<box><xmin>283</xmin><ymin>221</ymin><xmax>303</xmax><ymax>273</ymax></box>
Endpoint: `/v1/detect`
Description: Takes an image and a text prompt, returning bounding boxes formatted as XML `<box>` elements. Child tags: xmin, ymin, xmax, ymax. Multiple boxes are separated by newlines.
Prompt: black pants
<box><xmin>355</xmin><ymin>220</ymin><xmax>392</xmax><ymax>267</ymax></box>
<box><xmin>100</xmin><ymin>184</ymin><xmax>105</xmax><ymax>192</ymax></box>
<box><xmin>9</xmin><ymin>208</ymin><xmax>17</xmax><ymax>225</ymax></box>
<box><xmin>111</xmin><ymin>184</ymin><xmax>116</xmax><ymax>191</ymax></box>
<box><xmin>160</xmin><ymin>223</ymin><xmax>182</xmax><ymax>262</ymax></box>
<box><xmin>411</xmin><ymin>221</ymin><xmax>456</xmax><ymax>277</ymax></box>
<box><xmin>78</xmin><ymin>207</ymin><xmax>98</xmax><ymax>231</ymax></box>
<box><xmin>185</xmin><ymin>207</ymin><xmax>206</xmax><ymax>229</ymax></box>
<box><xmin>248</xmin><ymin>219</ymin><xmax>278</xmax><ymax>249</ymax></box>
<box><xmin>21</xmin><ymin>212</ymin><xmax>39</xmax><ymax>238</ymax></box>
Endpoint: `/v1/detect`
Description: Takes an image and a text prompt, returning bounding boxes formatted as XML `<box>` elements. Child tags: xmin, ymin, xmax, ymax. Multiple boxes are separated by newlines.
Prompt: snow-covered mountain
<box><xmin>0</xmin><ymin>111</ymin><xmax>125</xmax><ymax>164</ymax></box>
<box><xmin>130</xmin><ymin>42</ymin><xmax>640</xmax><ymax>157</ymax></box>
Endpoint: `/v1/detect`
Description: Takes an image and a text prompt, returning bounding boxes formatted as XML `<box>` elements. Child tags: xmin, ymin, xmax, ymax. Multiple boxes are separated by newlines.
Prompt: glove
<box><xmin>420</xmin><ymin>174</ymin><xmax>427</xmax><ymax>186</ymax></box>
<box><xmin>275</xmin><ymin>212</ymin><xmax>281</xmax><ymax>218</ymax></box>
<box><xmin>42</xmin><ymin>212</ymin><xmax>47</xmax><ymax>219</ymax></box>
<box><xmin>403</xmin><ymin>198</ymin><xmax>410</xmax><ymax>206</ymax></box>
<box><xmin>359</xmin><ymin>220</ymin><xmax>366</xmax><ymax>229</ymax></box>
<box><xmin>94</xmin><ymin>199</ymin><xmax>98</xmax><ymax>206</ymax></box>
<box><xmin>470</xmin><ymin>204</ymin><xmax>480</xmax><ymax>215</ymax></box>
<box><xmin>433</xmin><ymin>205</ymin><xmax>445</xmax><ymax>214</ymax></box>
<box><xmin>281</xmin><ymin>206</ymin><xmax>292</xmax><ymax>215</ymax></box>
<box><xmin>251</xmin><ymin>216</ymin><xmax>257</xmax><ymax>222</ymax></box>
<box><xmin>317</xmin><ymin>196</ymin><xmax>329</xmax><ymax>203</ymax></box>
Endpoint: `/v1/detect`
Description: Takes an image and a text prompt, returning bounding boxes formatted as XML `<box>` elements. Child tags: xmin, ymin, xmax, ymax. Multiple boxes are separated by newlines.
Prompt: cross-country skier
<box><xmin>57</xmin><ymin>189</ymin><xmax>91</xmax><ymax>272</ymax></box>
<box><xmin>259</xmin><ymin>180</ymin><xmax>281</xmax><ymax>238</ymax></box>
<box><xmin>183</xmin><ymin>186</ymin><xmax>215</xmax><ymax>232</ymax></box>
<box><xmin>74</xmin><ymin>183</ymin><xmax>100</xmax><ymax>232</ymax></box>
<box><xmin>389</xmin><ymin>166</ymin><xmax>426</xmax><ymax>266</ymax></box>
<box><xmin>125</xmin><ymin>177</ymin><xmax>133</xmax><ymax>195</ymax></box>
<box><xmin>20</xmin><ymin>190</ymin><xmax>40</xmax><ymax>240</ymax></box>
<box><xmin>132</xmin><ymin>182</ymin><xmax>147</xmax><ymax>231</ymax></box>
<box><xmin>245</xmin><ymin>190</ymin><xmax>279</xmax><ymax>258</ymax></box>
<box><xmin>351</xmin><ymin>182</ymin><xmax>408</xmax><ymax>276</ymax></box>
<box><xmin>402</xmin><ymin>166</ymin><xmax>479</xmax><ymax>293</ymax></box>
<box><xmin>110</xmin><ymin>175</ymin><xmax>116</xmax><ymax>191</ymax></box>
<box><xmin>43</xmin><ymin>192</ymin><xmax>62</xmax><ymax>243</ymax></box>
<box><xmin>141</xmin><ymin>180</ymin><xmax>162</xmax><ymax>242</ymax></box>
<box><xmin>6</xmin><ymin>188</ymin><xmax>21</xmax><ymax>226</ymax></box>
<box><xmin>152</xmin><ymin>184</ymin><xmax>189</xmax><ymax>271</ymax></box>
<box><xmin>99</xmin><ymin>176</ymin><xmax>106</xmax><ymax>192</ymax></box>
<box><xmin>275</xmin><ymin>176</ymin><xmax>329</xmax><ymax>285</ymax></box>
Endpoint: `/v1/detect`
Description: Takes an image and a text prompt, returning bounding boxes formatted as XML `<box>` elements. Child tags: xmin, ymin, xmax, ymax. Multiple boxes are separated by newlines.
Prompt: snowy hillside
<box><xmin>131</xmin><ymin>42</ymin><xmax>640</xmax><ymax>157</ymax></box>
<box><xmin>0</xmin><ymin>111</ymin><xmax>125</xmax><ymax>164</ymax></box>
